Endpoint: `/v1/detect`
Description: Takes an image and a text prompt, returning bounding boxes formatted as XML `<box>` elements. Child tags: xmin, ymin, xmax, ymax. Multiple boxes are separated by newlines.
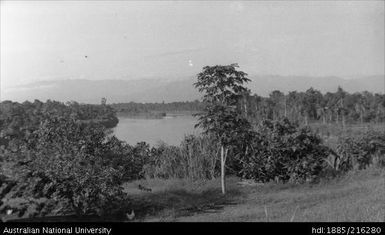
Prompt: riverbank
<box><xmin>116</xmin><ymin>111</ymin><xmax>199</xmax><ymax>119</ymax></box>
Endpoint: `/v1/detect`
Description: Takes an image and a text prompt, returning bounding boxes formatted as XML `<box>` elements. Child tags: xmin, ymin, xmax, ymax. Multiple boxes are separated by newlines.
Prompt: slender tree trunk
<box><xmin>211</xmin><ymin>146</ymin><xmax>218</xmax><ymax>180</ymax></box>
<box><xmin>255</xmin><ymin>104</ymin><xmax>258</xmax><ymax>123</ymax></box>
<box><xmin>360</xmin><ymin>110</ymin><xmax>363</xmax><ymax>124</ymax></box>
<box><xmin>336</xmin><ymin>112</ymin><xmax>339</xmax><ymax>125</ymax></box>
<box><xmin>220</xmin><ymin>145</ymin><xmax>226</xmax><ymax>195</ymax></box>
<box><xmin>244</xmin><ymin>102</ymin><xmax>248</xmax><ymax>118</ymax></box>
<box><xmin>376</xmin><ymin>110</ymin><xmax>380</xmax><ymax>124</ymax></box>
<box><xmin>304</xmin><ymin>115</ymin><xmax>308</xmax><ymax>126</ymax></box>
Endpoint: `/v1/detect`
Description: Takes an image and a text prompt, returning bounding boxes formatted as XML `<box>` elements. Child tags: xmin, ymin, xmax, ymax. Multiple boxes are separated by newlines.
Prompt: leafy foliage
<box><xmin>1</xmin><ymin>117</ymin><xmax>127</xmax><ymax>219</ymax></box>
<box><xmin>0</xmin><ymin>99</ymin><xmax>118</xmax><ymax>148</ymax></box>
<box><xmin>335</xmin><ymin>131</ymin><xmax>385</xmax><ymax>171</ymax></box>
<box><xmin>194</xmin><ymin>64</ymin><xmax>251</xmax><ymax>147</ymax></box>
<box><xmin>240</xmin><ymin>119</ymin><xmax>331</xmax><ymax>183</ymax></box>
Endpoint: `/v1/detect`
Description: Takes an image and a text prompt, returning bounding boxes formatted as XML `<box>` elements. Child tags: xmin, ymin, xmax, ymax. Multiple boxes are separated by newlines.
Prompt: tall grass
<box><xmin>142</xmin><ymin>135</ymin><xmax>220</xmax><ymax>180</ymax></box>
<box><xmin>141</xmin><ymin>122</ymin><xmax>385</xmax><ymax>183</ymax></box>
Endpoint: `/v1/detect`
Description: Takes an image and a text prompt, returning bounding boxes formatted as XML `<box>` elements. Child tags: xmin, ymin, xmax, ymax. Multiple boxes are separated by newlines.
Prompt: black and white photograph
<box><xmin>0</xmin><ymin>0</ymin><xmax>384</xmax><ymax>226</ymax></box>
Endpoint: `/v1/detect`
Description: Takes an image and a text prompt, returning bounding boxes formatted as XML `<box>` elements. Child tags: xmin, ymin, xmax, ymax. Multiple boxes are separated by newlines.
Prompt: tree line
<box><xmin>109</xmin><ymin>88</ymin><xmax>385</xmax><ymax>125</ymax></box>
<box><xmin>0</xmin><ymin>99</ymin><xmax>118</xmax><ymax>147</ymax></box>
<box><xmin>245</xmin><ymin>87</ymin><xmax>385</xmax><ymax>126</ymax></box>
<box><xmin>110</xmin><ymin>100</ymin><xmax>203</xmax><ymax>116</ymax></box>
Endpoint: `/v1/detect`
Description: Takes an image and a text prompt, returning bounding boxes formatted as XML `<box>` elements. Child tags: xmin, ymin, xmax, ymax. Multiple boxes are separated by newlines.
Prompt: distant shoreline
<box><xmin>116</xmin><ymin>111</ymin><xmax>199</xmax><ymax>119</ymax></box>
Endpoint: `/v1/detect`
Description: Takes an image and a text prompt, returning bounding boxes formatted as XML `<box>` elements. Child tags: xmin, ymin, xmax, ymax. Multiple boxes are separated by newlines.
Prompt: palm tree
<box><xmin>354</xmin><ymin>102</ymin><xmax>366</xmax><ymax>124</ymax></box>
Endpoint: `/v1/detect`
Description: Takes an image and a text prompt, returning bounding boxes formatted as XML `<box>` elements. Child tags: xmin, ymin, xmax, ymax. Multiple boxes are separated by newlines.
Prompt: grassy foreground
<box><xmin>124</xmin><ymin>168</ymin><xmax>385</xmax><ymax>222</ymax></box>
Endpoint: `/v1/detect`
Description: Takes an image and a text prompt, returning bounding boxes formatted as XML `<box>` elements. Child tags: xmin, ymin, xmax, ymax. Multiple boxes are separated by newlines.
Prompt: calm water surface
<box><xmin>113</xmin><ymin>115</ymin><xmax>201</xmax><ymax>146</ymax></box>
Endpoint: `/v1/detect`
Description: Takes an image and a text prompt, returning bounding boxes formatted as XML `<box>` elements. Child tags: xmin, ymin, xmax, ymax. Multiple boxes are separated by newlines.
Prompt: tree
<box><xmin>333</xmin><ymin>86</ymin><xmax>347</xmax><ymax>127</ymax></box>
<box><xmin>302</xmin><ymin>88</ymin><xmax>323</xmax><ymax>125</ymax></box>
<box><xmin>101</xmin><ymin>97</ymin><xmax>107</xmax><ymax>106</ymax></box>
<box><xmin>354</xmin><ymin>96</ymin><xmax>366</xmax><ymax>124</ymax></box>
<box><xmin>194</xmin><ymin>64</ymin><xmax>251</xmax><ymax>194</ymax></box>
<box><xmin>287</xmin><ymin>91</ymin><xmax>301</xmax><ymax>123</ymax></box>
<box><xmin>269</xmin><ymin>90</ymin><xmax>285</xmax><ymax>120</ymax></box>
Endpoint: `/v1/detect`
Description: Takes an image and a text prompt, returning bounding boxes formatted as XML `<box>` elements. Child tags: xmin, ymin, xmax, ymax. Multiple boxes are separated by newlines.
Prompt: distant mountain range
<box><xmin>1</xmin><ymin>75</ymin><xmax>384</xmax><ymax>104</ymax></box>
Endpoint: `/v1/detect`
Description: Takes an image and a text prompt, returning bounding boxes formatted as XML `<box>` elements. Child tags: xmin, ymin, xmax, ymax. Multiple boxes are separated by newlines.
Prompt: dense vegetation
<box><xmin>245</xmin><ymin>87</ymin><xmax>385</xmax><ymax>126</ymax></box>
<box><xmin>111</xmin><ymin>87</ymin><xmax>385</xmax><ymax>125</ymax></box>
<box><xmin>111</xmin><ymin>100</ymin><xmax>203</xmax><ymax>118</ymax></box>
<box><xmin>0</xmin><ymin>65</ymin><xmax>384</xmax><ymax>220</ymax></box>
<box><xmin>334</xmin><ymin>131</ymin><xmax>385</xmax><ymax>171</ymax></box>
<box><xmin>239</xmin><ymin>119</ymin><xmax>332</xmax><ymax>183</ymax></box>
<box><xmin>0</xmin><ymin>99</ymin><xmax>118</xmax><ymax>141</ymax></box>
<box><xmin>1</xmin><ymin>119</ymin><xmax>125</xmax><ymax>218</ymax></box>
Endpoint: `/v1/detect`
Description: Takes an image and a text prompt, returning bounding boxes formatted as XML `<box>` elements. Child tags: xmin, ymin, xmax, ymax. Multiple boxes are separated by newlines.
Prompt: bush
<box><xmin>103</xmin><ymin>138</ymin><xmax>151</xmax><ymax>181</ymax></box>
<box><xmin>240</xmin><ymin>119</ymin><xmax>331</xmax><ymax>183</ymax></box>
<box><xmin>0</xmin><ymin>117</ymin><xmax>128</xmax><ymax>219</ymax></box>
<box><xmin>336</xmin><ymin>130</ymin><xmax>385</xmax><ymax>171</ymax></box>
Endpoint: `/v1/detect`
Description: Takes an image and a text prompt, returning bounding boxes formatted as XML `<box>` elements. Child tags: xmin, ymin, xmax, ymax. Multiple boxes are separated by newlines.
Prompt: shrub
<box><xmin>103</xmin><ymin>138</ymin><xmax>151</xmax><ymax>181</ymax></box>
<box><xmin>336</xmin><ymin>130</ymin><xmax>385</xmax><ymax>171</ymax></box>
<box><xmin>0</xmin><ymin>117</ymin><xmax>128</xmax><ymax>219</ymax></box>
<box><xmin>240</xmin><ymin>118</ymin><xmax>331</xmax><ymax>183</ymax></box>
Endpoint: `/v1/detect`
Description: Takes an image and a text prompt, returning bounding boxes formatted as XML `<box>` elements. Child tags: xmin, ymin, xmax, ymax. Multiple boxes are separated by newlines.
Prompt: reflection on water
<box><xmin>113</xmin><ymin>115</ymin><xmax>201</xmax><ymax>146</ymax></box>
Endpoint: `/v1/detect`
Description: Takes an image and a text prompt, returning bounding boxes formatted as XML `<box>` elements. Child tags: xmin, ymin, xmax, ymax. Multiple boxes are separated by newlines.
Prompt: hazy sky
<box><xmin>1</xmin><ymin>1</ymin><xmax>384</xmax><ymax>90</ymax></box>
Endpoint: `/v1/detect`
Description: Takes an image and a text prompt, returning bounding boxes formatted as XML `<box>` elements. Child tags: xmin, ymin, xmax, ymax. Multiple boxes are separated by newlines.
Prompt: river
<box><xmin>113</xmin><ymin>115</ymin><xmax>201</xmax><ymax>146</ymax></box>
